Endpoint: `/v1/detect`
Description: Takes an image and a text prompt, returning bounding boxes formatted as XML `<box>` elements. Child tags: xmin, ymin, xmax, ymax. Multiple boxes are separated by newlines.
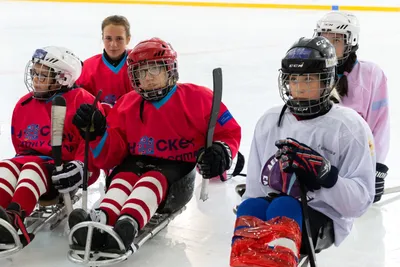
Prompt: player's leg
<box><xmin>104</xmin><ymin>156</ymin><xmax>194</xmax><ymax>252</ymax></box>
<box><xmin>0</xmin><ymin>160</ymin><xmax>21</xmax><ymax>209</ymax></box>
<box><xmin>68</xmin><ymin>171</ymin><xmax>140</xmax><ymax>249</ymax></box>
<box><xmin>231</xmin><ymin>196</ymin><xmax>303</xmax><ymax>267</ymax></box>
<box><xmin>105</xmin><ymin>170</ymin><xmax>168</xmax><ymax>251</ymax></box>
<box><xmin>0</xmin><ymin>157</ymin><xmax>53</xmax><ymax>246</ymax></box>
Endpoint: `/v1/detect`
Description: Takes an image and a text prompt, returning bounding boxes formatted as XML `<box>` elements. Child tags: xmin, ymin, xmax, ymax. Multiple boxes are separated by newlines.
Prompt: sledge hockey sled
<box><xmin>67</xmin><ymin>207</ymin><xmax>185</xmax><ymax>266</ymax></box>
<box><xmin>67</xmin><ymin>168</ymin><xmax>196</xmax><ymax>266</ymax></box>
<box><xmin>0</xmin><ymin>192</ymin><xmax>81</xmax><ymax>258</ymax></box>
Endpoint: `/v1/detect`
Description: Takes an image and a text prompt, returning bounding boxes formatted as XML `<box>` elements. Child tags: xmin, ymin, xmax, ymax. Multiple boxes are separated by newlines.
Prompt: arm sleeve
<box><xmin>195</xmin><ymin>87</ymin><xmax>241</xmax><ymax>159</ymax></box>
<box><xmin>242</xmin><ymin>118</ymin><xmax>265</xmax><ymax>200</ymax></box>
<box><xmin>11</xmin><ymin>105</ymin><xmax>20</xmax><ymax>155</ymax></box>
<box><xmin>88</xmin><ymin>100</ymin><xmax>129</xmax><ymax>170</ymax></box>
<box><xmin>212</xmin><ymin>101</ymin><xmax>241</xmax><ymax>159</ymax></box>
<box><xmin>366</xmin><ymin>68</ymin><xmax>389</xmax><ymax>163</ymax></box>
<box><xmin>316</xmin><ymin>123</ymin><xmax>376</xmax><ymax>218</ymax></box>
<box><xmin>76</xmin><ymin>64</ymin><xmax>95</xmax><ymax>96</ymax></box>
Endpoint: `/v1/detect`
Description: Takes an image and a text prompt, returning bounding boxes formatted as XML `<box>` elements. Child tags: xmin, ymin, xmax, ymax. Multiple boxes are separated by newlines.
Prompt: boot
<box><xmin>0</xmin><ymin>202</ymin><xmax>32</xmax><ymax>246</ymax></box>
<box><xmin>68</xmin><ymin>208</ymin><xmax>107</xmax><ymax>250</ymax></box>
<box><xmin>104</xmin><ymin>215</ymin><xmax>138</xmax><ymax>253</ymax></box>
<box><xmin>0</xmin><ymin>207</ymin><xmax>15</xmax><ymax>245</ymax></box>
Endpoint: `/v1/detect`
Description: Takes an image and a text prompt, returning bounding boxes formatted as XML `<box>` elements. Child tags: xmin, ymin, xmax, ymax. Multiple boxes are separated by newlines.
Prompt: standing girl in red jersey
<box><xmin>76</xmin><ymin>15</ymin><xmax>133</xmax><ymax>114</ymax></box>
<box><xmin>0</xmin><ymin>46</ymin><xmax>102</xmax><ymax>248</ymax></box>
<box><xmin>69</xmin><ymin>37</ymin><xmax>242</xmax><ymax>253</ymax></box>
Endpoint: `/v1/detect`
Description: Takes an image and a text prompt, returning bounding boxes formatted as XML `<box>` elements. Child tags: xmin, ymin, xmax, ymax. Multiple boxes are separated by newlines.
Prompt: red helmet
<box><xmin>127</xmin><ymin>38</ymin><xmax>179</xmax><ymax>101</ymax></box>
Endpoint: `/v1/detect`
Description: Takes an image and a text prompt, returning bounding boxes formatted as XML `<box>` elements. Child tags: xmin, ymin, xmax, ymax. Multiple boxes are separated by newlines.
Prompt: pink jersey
<box><xmin>11</xmin><ymin>89</ymin><xmax>104</xmax><ymax>185</ymax></box>
<box><xmin>89</xmin><ymin>83</ymin><xmax>242</xmax><ymax>170</ymax></box>
<box><xmin>340</xmin><ymin>60</ymin><xmax>389</xmax><ymax>163</ymax></box>
<box><xmin>76</xmin><ymin>51</ymin><xmax>133</xmax><ymax>112</ymax></box>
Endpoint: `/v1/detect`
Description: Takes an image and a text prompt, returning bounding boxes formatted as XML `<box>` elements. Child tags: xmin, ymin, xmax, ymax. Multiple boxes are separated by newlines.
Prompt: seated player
<box><xmin>230</xmin><ymin>36</ymin><xmax>375</xmax><ymax>267</ymax></box>
<box><xmin>69</xmin><ymin>37</ymin><xmax>242</xmax><ymax>253</ymax></box>
<box><xmin>0</xmin><ymin>46</ymin><xmax>101</xmax><ymax>248</ymax></box>
<box><xmin>314</xmin><ymin>11</ymin><xmax>390</xmax><ymax>202</ymax></box>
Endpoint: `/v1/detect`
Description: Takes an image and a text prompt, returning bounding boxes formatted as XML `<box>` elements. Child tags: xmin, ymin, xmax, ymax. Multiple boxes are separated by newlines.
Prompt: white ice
<box><xmin>0</xmin><ymin>2</ymin><xmax>399</xmax><ymax>266</ymax></box>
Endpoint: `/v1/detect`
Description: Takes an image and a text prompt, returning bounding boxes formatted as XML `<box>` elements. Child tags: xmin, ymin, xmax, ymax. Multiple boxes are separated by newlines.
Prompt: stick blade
<box><xmin>51</xmin><ymin>96</ymin><xmax>67</xmax><ymax>167</ymax></box>
<box><xmin>206</xmin><ymin>68</ymin><xmax>223</xmax><ymax>148</ymax></box>
<box><xmin>52</xmin><ymin>95</ymin><xmax>67</xmax><ymax>107</ymax></box>
<box><xmin>51</xmin><ymin>96</ymin><xmax>67</xmax><ymax>147</ymax></box>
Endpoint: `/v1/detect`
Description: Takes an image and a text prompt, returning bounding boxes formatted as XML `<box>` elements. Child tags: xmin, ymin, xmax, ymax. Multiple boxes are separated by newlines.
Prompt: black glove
<box><xmin>275</xmin><ymin>138</ymin><xmax>338</xmax><ymax>191</ymax></box>
<box><xmin>197</xmin><ymin>142</ymin><xmax>231</xmax><ymax>179</ymax></box>
<box><xmin>51</xmin><ymin>161</ymin><xmax>84</xmax><ymax>194</ymax></box>
<box><xmin>374</xmin><ymin>162</ymin><xmax>389</xmax><ymax>203</ymax></box>
<box><xmin>72</xmin><ymin>104</ymin><xmax>106</xmax><ymax>141</ymax></box>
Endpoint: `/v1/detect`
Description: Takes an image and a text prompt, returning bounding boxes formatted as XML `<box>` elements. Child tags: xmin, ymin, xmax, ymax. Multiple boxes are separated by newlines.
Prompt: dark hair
<box><xmin>336</xmin><ymin>50</ymin><xmax>358</xmax><ymax>97</ymax></box>
<box><xmin>101</xmin><ymin>15</ymin><xmax>131</xmax><ymax>38</ymax></box>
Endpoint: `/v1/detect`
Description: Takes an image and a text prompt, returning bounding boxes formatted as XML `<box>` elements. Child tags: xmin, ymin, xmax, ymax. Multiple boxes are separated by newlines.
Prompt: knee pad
<box><xmin>267</xmin><ymin>196</ymin><xmax>302</xmax><ymax>232</ymax></box>
<box><xmin>237</xmin><ymin>198</ymin><xmax>270</xmax><ymax>220</ymax></box>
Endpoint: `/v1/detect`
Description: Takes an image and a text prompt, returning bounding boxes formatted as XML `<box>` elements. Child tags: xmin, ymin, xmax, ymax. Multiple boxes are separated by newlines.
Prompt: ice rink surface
<box><xmin>0</xmin><ymin>1</ymin><xmax>399</xmax><ymax>266</ymax></box>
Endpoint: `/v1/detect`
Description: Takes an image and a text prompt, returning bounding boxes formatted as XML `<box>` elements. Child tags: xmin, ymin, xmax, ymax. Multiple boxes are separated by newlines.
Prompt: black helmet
<box><xmin>278</xmin><ymin>36</ymin><xmax>338</xmax><ymax>116</ymax></box>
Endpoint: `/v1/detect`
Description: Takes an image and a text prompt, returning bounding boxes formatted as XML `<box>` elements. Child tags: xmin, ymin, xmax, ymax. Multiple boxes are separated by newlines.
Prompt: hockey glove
<box><xmin>52</xmin><ymin>161</ymin><xmax>84</xmax><ymax>194</ymax></box>
<box><xmin>73</xmin><ymin>104</ymin><xmax>106</xmax><ymax>141</ymax></box>
<box><xmin>374</xmin><ymin>162</ymin><xmax>389</xmax><ymax>203</ymax></box>
<box><xmin>275</xmin><ymin>138</ymin><xmax>338</xmax><ymax>191</ymax></box>
<box><xmin>197</xmin><ymin>142</ymin><xmax>232</xmax><ymax>179</ymax></box>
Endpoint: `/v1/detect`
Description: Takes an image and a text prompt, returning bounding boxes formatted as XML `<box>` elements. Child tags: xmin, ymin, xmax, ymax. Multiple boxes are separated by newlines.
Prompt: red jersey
<box><xmin>89</xmin><ymin>83</ymin><xmax>241</xmax><ymax>170</ymax></box>
<box><xmin>76</xmin><ymin>51</ymin><xmax>133</xmax><ymax>112</ymax></box>
<box><xmin>11</xmin><ymin>88</ymin><xmax>103</xmax><ymax>185</ymax></box>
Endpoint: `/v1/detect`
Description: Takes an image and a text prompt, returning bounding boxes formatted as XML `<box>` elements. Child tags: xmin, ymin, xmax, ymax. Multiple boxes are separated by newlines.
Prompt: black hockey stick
<box><xmin>51</xmin><ymin>95</ymin><xmax>73</xmax><ymax>215</ymax></box>
<box><xmin>299</xmin><ymin>182</ymin><xmax>317</xmax><ymax>267</ymax></box>
<box><xmin>82</xmin><ymin>90</ymin><xmax>102</xmax><ymax>212</ymax></box>
<box><xmin>199</xmin><ymin>68</ymin><xmax>223</xmax><ymax>201</ymax></box>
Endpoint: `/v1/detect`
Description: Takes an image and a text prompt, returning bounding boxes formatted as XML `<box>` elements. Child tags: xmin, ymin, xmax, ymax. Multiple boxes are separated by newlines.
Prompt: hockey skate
<box><xmin>0</xmin><ymin>192</ymin><xmax>81</xmax><ymax>259</ymax></box>
<box><xmin>67</xmin><ymin>207</ymin><xmax>186</xmax><ymax>266</ymax></box>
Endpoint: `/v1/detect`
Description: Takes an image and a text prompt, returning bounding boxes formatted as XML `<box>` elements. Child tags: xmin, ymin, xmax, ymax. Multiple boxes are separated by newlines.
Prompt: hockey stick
<box><xmin>299</xmin><ymin>182</ymin><xmax>317</xmax><ymax>267</ymax></box>
<box><xmin>82</xmin><ymin>91</ymin><xmax>102</xmax><ymax>212</ymax></box>
<box><xmin>199</xmin><ymin>68</ymin><xmax>223</xmax><ymax>202</ymax></box>
<box><xmin>51</xmin><ymin>95</ymin><xmax>73</xmax><ymax>215</ymax></box>
<box><xmin>383</xmin><ymin>185</ymin><xmax>400</xmax><ymax>195</ymax></box>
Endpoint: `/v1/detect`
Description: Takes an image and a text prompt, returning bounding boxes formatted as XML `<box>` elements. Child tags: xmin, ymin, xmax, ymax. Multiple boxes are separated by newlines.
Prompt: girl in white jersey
<box><xmin>314</xmin><ymin>11</ymin><xmax>389</xmax><ymax>202</ymax></box>
<box><xmin>235</xmin><ymin>12</ymin><xmax>389</xmax><ymax>203</ymax></box>
<box><xmin>230</xmin><ymin>36</ymin><xmax>375</xmax><ymax>267</ymax></box>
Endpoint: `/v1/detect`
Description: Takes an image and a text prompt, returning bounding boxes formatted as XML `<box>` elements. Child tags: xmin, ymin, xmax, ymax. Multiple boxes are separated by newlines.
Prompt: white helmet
<box><xmin>314</xmin><ymin>12</ymin><xmax>360</xmax><ymax>65</ymax></box>
<box><xmin>24</xmin><ymin>46</ymin><xmax>82</xmax><ymax>99</ymax></box>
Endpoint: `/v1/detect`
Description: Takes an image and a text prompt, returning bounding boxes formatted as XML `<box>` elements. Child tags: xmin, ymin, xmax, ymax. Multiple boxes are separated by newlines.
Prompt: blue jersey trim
<box><xmin>102</xmin><ymin>52</ymin><xmax>127</xmax><ymax>74</ymax></box>
<box><xmin>152</xmin><ymin>85</ymin><xmax>177</xmax><ymax>110</ymax></box>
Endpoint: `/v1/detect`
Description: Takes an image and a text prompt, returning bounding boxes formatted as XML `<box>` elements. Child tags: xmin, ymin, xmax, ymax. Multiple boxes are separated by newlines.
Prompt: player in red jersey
<box><xmin>76</xmin><ymin>15</ymin><xmax>133</xmax><ymax>114</ymax></box>
<box><xmin>69</xmin><ymin>37</ymin><xmax>242</xmax><ymax>252</ymax></box>
<box><xmin>0</xmin><ymin>46</ymin><xmax>102</xmax><ymax>247</ymax></box>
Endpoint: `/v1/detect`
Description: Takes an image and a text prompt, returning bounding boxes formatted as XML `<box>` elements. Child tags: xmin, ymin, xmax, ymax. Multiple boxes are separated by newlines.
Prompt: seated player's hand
<box><xmin>374</xmin><ymin>162</ymin><xmax>389</xmax><ymax>203</ymax></box>
<box><xmin>197</xmin><ymin>142</ymin><xmax>231</xmax><ymax>179</ymax></box>
<box><xmin>274</xmin><ymin>138</ymin><xmax>338</xmax><ymax>191</ymax></box>
<box><xmin>72</xmin><ymin>104</ymin><xmax>106</xmax><ymax>141</ymax></box>
<box><xmin>52</xmin><ymin>160</ymin><xmax>84</xmax><ymax>194</ymax></box>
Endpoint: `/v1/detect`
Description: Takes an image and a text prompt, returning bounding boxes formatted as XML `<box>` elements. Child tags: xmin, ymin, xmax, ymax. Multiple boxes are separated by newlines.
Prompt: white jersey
<box><xmin>243</xmin><ymin>104</ymin><xmax>376</xmax><ymax>246</ymax></box>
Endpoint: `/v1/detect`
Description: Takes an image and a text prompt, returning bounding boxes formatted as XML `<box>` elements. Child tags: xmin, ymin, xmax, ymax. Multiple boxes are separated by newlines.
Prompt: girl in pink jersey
<box><xmin>0</xmin><ymin>46</ymin><xmax>101</xmax><ymax>248</ymax></box>
<box><xmin>314</xmin><ymin>11</ymin><xmax>389</xmax><ymax>202</ymax></box>
<box><xmin>68</xmin><ymin>37</ymin><xmax>242</xmax><ymax>254</ymax></box>
<box><xmin>76</xmin><ymin>15</ymin><xmax>133</xmax><ymax>114</ymax></box>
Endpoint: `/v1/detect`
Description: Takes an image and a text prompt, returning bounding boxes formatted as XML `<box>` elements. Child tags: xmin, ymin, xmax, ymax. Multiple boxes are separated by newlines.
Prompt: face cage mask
<box><xmin>278</xmin><ymin>70</ymin><xmax>335</xmax><ymax>116</ymax></box>
<box><xmin>128</xmin><ymin>60</ymin><xmax>177</xmax><ymax>101</ymax></box>
<box><xmin>314</xmin><ymin>31</ymin><xmax>354</xmax><ymax>66</ymax></box>
<box><xmin>24</xmin><ymin>61</ymin><xmax>66</xmax><ymax>100</ymax></box>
